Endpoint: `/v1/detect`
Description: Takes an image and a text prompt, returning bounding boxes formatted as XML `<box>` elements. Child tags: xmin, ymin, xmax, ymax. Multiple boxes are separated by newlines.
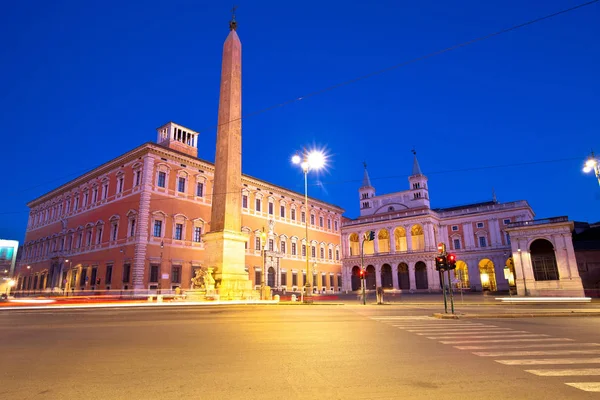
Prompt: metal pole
<box><xmin>439</xmin><ymin>270</ymin><xmax>448</xmax><ymax>313</ymax></box>
<box><xmin>447</xmin><ymin>269</ymin><xmax>455</xmax><ymax>314</ymax></box>
<box><xmin>304</xmin><ymin>167</ymin><xmax>312</xmax><ymax>303</ymax></box>
<box><xmin>361</xmin><ymin>239</ymin><xmax>366</xmax><ymax>305</ymax></box>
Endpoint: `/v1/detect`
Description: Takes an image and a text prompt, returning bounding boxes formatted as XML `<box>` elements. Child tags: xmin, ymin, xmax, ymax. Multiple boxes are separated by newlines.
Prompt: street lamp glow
<box><xmin>291</xmin><ymin>154</ymin><xmax>301</xmax><ymax>165</ymax></box>
<box><xmin>307</xmin><ymin>151</ymin><xmax>326</xmax><ymax>170</ymax></box>
<box><xmin>583</xmin><ymin>166</ymin><xmax>592</xmax><ymax>173</ymax></box>
<box><xmin>8</xmin><ymin>279</ymin><xmax>15</xmax><ymax>287</ymax></box>
<box><xmin>585</xmin><ymin>159</ymin><xmax>597</xmax><ymax>168</ymax></box>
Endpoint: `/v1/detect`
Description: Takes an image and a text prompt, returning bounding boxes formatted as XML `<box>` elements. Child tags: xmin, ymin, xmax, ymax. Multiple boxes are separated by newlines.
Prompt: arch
<box><xmin>381</xmin><ymin>264</ymin><xmax>393</xmax><ymax>288</ymax></box>
<box><xmin>267</xmin><ymin>267</ymin><xmax>275</xmax><ymax>287</ymax></box>
<box><xmin>411</xmin><ymin>225</ymin><xmax>425</xmax><ymax>251</ymax></box>
<box><xmin>478</xmin><ymin>258</ymin><xmax>497</xmax><ymax>291</ymax></box>
<box><xmin>505</xmin><ymin>257</ymin><xmax>516</xmax><ymax>287</ymax></box>
<box><xmin>373</xmin><ymin>203</ymin><xmax>409</xmax><ymax>214</ymax></box>
<box><xmin>349</xmin><ymin>233</ymin><xmax>360</xmax><ymax>256</ymax></box>
<box><xmin>397</xmin><ymin>263</ymin><xmax>410</xmax><ymax>289</ymax></box>
<box><xmin>414</xmin><ymin>261</ymin><xmax>428</xmax><ymax>289</ymax></box>
<box><xmin>378</xmin><ymin>229</ymin><xmax>390</xmax><ymax>253</ymax></box>
<box><xmin>529</xmin><ymin>239</ymin><xmax>559</xmax><ymax>281</ymax></box>
<box><xmin>394</xmin><ymin>227</ymin><xmax>407</xmax><ymax>252</ymax></box>
<box><xmin>454</xmin><ymin>260</ymin><xmax>470</xmax><ymax>289</ymax></box>
<box><xmin>365</xmin><ymin>265</ymin><xmax>376</xmax><ymax>290</ymax></box>
<box><xmin>351</xmin><ymin>266</ymin><xmax>361</xmax><ymax>291</ymax></box>
<box><xmin>363</xmin><ymin>231</ymin><xmax>375</xmax><ymax>255</ymax></box>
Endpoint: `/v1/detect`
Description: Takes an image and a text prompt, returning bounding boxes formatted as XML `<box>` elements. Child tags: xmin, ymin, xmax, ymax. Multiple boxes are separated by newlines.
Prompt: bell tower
<box><xmin>408</xmin><ymin>150</ymin><xmax>430</xmax><ymax>208</ymax></box>
<box><xmin>359</xmin><ymin>162</ymin><xmax>376</xmax><ymax>216</ymax></box>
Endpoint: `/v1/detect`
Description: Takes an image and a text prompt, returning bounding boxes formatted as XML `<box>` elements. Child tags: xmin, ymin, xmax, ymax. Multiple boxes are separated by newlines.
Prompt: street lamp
<box><xmin>63</xmin><ymin>259</ymin><xmax>72</xmax><ymax>295</ymax></box>
<box><xmin>260</xmin><ymin>228</ymin><xmax>267</xmax><ymax>300</ymax></box>
<box><xmin>583</xmin><ymin>152</ymin><xmax>600</xmax><ymax>186</ymax></box>
<box><xmin>292</xmin><ymin>149</ymin><xmax>326</xmax><ymax>303</ymax></box>
<box><xmin>6</xmin><ymin>279</ymin><xmax>15</xmax><ymax>296</ymax></box>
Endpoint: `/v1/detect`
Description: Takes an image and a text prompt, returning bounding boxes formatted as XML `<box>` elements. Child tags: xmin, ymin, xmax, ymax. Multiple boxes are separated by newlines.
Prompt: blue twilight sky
<box><xmin>1</xmin><ymin>0</ymin><xmax>599</xmax><ymax>242</ymax></box>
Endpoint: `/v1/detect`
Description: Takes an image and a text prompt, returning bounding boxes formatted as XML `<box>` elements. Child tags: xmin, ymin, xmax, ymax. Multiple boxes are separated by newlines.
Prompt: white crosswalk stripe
<box><xmin>417</xmin><ymin>330</ymin><xmax>529</xmax><ymax>336</ymax></box>
<box><xmin>429</xmin><ymin>333</ymin><xmax>548</xmax><ymax>340</ymax></box>
<box><xmin>455</xmin><ymin>343</ymin><xmax>600</xmax><ymax>350</ymax></box>
<box><xmin>475</xmin><ymin>349</ymin><xmax>600</xmax><ymax>357</ymax></box>
<box><xmin>497</xmin><ymin>357</ymin><xmax>600</xmax><ymax>365</ymax></box>
<box><xmin>564</xmin><ymin>383</ymin><xmax>600</xmax><ymax>392</ymax></box>
<box><xmin>369</xmin><ymin>314</ymin><xmax>600</xmax><ymax>392</ymax></box>
<box><xmin>527</xmin><ymin>368</ymin><xmax>600</xmax><ymax>376</ymax></box>
<box><xmin>408</xmin><ymin>327</ymin><xmax>510</xmax><ymax>333</ymax></box>
<box><xmin>440</xmin><ymin>338</ymin><xmax>574</xmax><ymax>344</ymax></box>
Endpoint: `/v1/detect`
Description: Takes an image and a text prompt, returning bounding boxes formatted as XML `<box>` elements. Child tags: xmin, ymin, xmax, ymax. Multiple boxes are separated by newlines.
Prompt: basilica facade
<box><xmin>340</xmin><ymin>155</ymin><xmax>536</xmax><ymax>293</ymax></box>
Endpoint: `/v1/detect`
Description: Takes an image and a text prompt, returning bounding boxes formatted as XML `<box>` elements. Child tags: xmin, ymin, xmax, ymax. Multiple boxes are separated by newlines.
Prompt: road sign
<box><xmin>161</xmin><ymin>273</ymin><xmax>169</xmax><ymax>279</ymax></box>
<box><xmin>437</xmin><ymin>242</ymin><xmax>446</xmax><ymax>254</ymax></box>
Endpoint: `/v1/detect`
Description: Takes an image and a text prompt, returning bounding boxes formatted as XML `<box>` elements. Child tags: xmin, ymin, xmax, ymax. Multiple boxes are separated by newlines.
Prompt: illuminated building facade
<box><xmin>15</xmin><ymin>122</ymin><xmax>343</xmax><ymax>295</ymax></box>
<box><xmin>341</xmin><ymin>155</ymin><xmax>585</xmax><ymax>296</ymax></box>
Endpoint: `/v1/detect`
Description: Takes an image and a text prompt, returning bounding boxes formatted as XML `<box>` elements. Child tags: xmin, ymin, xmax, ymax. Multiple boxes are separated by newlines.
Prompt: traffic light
<box><xmin>435</xmin><ymin>255</ymin><xmax>447</xmax><ymax>271</ymax></box>
<box><xmin>447</xmin><ymin>253</ymin><xmax>457</xmax><ymax>270</ymax></box>
<box><xmin>359</xmin><ymin>269</ymin><xmax>366</xmax><ymax>279</ymax></box>
<box><xmin>364</xmin><ymin>231</ymin><xmax>375</xmax><ymax>241</ymax></box>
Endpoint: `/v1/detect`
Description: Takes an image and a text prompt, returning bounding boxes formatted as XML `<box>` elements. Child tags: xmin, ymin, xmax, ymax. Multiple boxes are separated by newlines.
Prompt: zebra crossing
<box><xmin>370</xmin><ymin>316</ymin><xmax>600</xmax><ymax>393</ymax></box>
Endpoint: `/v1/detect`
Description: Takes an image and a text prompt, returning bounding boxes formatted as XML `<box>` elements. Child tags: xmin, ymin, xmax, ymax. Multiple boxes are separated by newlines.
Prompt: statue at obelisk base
<box><xmin>185</xmin><ymin>267</ymin><xmax>220</xmax><ymax>301</ymax></box>
<box><xmin>203</xmin><ymin>11</ymin><xmax>256</xmax><ymax>300</ymax></box>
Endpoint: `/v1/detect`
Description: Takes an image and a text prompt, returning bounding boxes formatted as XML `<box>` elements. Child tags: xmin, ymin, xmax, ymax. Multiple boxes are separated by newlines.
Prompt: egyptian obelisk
<box><xmin>203</xmin><ymin>9</ymin><xmax>251</xmax><ymax>299</ymax></box>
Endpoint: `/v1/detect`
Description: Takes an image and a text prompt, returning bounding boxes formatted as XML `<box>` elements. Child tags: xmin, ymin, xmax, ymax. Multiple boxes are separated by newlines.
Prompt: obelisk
<box><xmin>203</xmin><ymin>10</ymin><xmax>251</xmax><ymax>299</ymax></box>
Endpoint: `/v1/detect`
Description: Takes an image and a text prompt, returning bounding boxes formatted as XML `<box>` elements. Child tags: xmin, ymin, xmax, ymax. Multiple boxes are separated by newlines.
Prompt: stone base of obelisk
<box><xmin>203</xmin><ymin>230</ymin><xmax>256</xmax><ymax>301</ymax></box>
<box><xmin>185</xmin><ymin>288</ymin><xmax>219</xmax><ymax>301</ymax></box>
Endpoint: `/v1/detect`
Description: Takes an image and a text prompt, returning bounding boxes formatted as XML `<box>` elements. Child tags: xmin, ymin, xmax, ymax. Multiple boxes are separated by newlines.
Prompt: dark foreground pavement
<box><xmin>2</xmin><ymin>305</ymin><xmax>600</xmax><ymax>400</ymax></box>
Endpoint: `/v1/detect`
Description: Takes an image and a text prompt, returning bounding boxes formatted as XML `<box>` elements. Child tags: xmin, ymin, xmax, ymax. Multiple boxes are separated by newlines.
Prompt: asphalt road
<box><xmin>1</xmin><ymin>305</ymin><xmax>600</xmax><ymax>400</ymax></box>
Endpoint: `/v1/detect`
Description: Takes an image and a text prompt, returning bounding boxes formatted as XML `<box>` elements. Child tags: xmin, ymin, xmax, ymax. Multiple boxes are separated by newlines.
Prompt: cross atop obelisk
<box><xmin>203</xmin><ymin>10</ymin><xmax>251</xmax><ymax>299</ymax></box>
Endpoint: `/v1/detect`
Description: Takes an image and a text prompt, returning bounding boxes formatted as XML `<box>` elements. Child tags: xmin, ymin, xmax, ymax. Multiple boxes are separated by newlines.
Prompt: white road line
<box><xmin>429</xmin><ymin>334</ymin><xmax>548</xmax><ymax>340</ymax></box>
<box><xmin>417</xmin><ymin>330</ymin><xmax>529</xmax><ymax>336</ymax></box>
<box><xmin>475</xmin><ymin>349</ymin><xmax>600</xmax><ymax>357</ymax></box>
<box><xmin>370</xmin><ymin>317</ymin><xmax>436</xmax><ymax>320</ymax></box>
<box><xmin>440</xmin><ymin>338</ymin><xmax>574</xmax><ymax>344</ymax></box>
<box><xmin>526</xmin><ymin>368</ymin><xmax>600</xmax><ymax>376</ymax></box>
<box><xmin>497</xmin><ymin>357</ymin><xmax>600</xmax><ymax>366</ymax></box>
<box><xmin>392</xmin><ymin>324</ymin><xmax>488</xmax><ymax>328</ymax></box>
<box><xmin>408</xmin><ymin>327</ymin><xmax>509</xmax><ymax>333</ymax></box>
<box><xmin>455</xmin><ymin>343</ymin><xmax>600</xmax><ymax>350</ymax></box>
<box><xmin>565</xmin><ymin>383</ymin><xmax>600</xmax><ymax>392</ymax></box>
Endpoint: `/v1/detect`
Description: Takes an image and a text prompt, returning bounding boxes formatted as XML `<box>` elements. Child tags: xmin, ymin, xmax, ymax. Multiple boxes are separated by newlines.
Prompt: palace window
<box><xmin>117</xmin><ymin>176</ymin><xmax>124</xmax><ymax>194</ymax></box>
<box><xmin>320</xmin><ymin>248</ymin><xmax>324</xmax><ymax>259</ymax></box>
<box><xmin>129</xmin><ymin>219</ymin><xmax>136</xmax><ymax>237</ymax></box>
<box><xmin>476</xmin><ymin>222</ymin><xmax>484</xmax><ymax>228</ymax></box>
<box><xmin>334</xmin><ymin>220</ymin><xmax>338</xmax><ymax>231</ymax></box>
<box><xmin>122</xmin><ymin>263</ymin><xmax>131</xmax><ymax>283</ymax></box>
<box><xmin>310</xmin><ymin>214</ymin><xmax>315</xmax><ymax>225</ymax></box>
<box><xmin>153</xmin><ymin>221</ymin><xmax>162</xmax><ymax>237</ymax></box>
<box><xmin>328</xmin><ymin>248</ymin><xmax>332</xmax><ymax>259</ymax></box>
<box><xmin>134</xmin><ymin>170</ymin><xmax>141</xmax><ymax>186</ymax></box>
<box><xmin>335</xmin><ymin>249</ymin><xmax>340</xmax><ymax>261</ymax></box>
<box><xmin>268</xmin><ymin>202</ymin><xmax>274</xmax><ymax>215</ymax></box>
<box><xmin>281</xmin><ymin>241</ymin><xmax>286</xmax><ymax>254</ymax></box>
<box><xmin>453</xmin><ymin>239</ymin><xmax>461</xmax><ymax>250</ymax></box>
<box><xmin>255</xmin><ymin>199</ymin><xmax>261</xmax><ymax>212</ymax></box>
<box><xmin>301</xmin><ymin>211</ymin><xmax>305</xmax><ymax>223</ymax></box>
<box><xmin>105</xmin><ymin>264</ymin><xmax>113</xmax><ymax>286</ymax></box>
<box><xmin>280</xmin><ymin>205</ymin><xmax>285</xmax><ymax>218</ymax></box>
<box><xmin>196</xmin><ymin>182</ymin><xmax>204</xmax><ymax>197</ymax></box>
<box><xmin>291</xmin><ymin>242</ymin><xmax>297</xmax><ymax>256</ymax></box>
<box><xmin>319</xmin><ymin>216</ymin><xmax>323</xmax><ymax>227</ymax></box>
<box><xmin>102</xmin><ymin>182</ymin><xmax>108</xmax><ymax>200</ymax></box>
<box><xmin>451</xmin><ymin>225</ymin><xmax>458</xmax><ymax>231</ymax></box>
<box><xmin>96</xmin><ymin>226</ymin><xmax>103</xmax><ymax>244</ymax></box>
<box><xmin>291</xmin><ymin>208</ymin><xmax>296</xmax><ymax>221</ymax></box>
<box><xmin>242</xmin><ymin>195</ymin><xmax>248</xmax><ymax>208</ymax></box>
<box><xmin>302</xmin><ymin>244</ymin><xmax>306</xmax><ymax>257</ymax></box>
<box><xmin>311</xmin><ymin>246</ymin><xmax>316</xmax><ymax>258</ymax></box>
<box><xmin>479</xmin><ymin>237</ymin><xmax>487</xmax><ymax>247</ymax></box>
<box><xmin>503</xmin><ymin>219</ymin><xmax>511</xmax><ymax>225</ymax></box>
<box><xmin>269</xmin><ymin>239</ymin><xmax>274</xmax><ymax>251</ymax></box>
<box><xmin>178</xmin><ymin>177</ymin><xmax>186</xmax><ymax>193</ymax></box>
<box><xmin>92</xmin><ymin>187</ymin><xmax>98</xmax><ymax>203</ymax></box>
<box><xmin>327</xmin><ymin>219</ymin><xmax>331</xmax><ymax>230</ymax></box>
<box><xmin>193</xmin><ymin>227</ymin><xmax>202</xmax><ymax>242</ymax></box>
<box><xmin>171</xmin><ymin>266</ymin><xmax>181</xmax><ymax>283</ymax></box>
<box><xmin>175</xmin><ymin>223</ymin><xmax>183</xmax><ymax>240</ymax></box>
<box><xmin>255</xmin><ymin>237</ymin><xmax>261</xmax><ymax>250</ymax></box>
<box><xmin>157</xmin><ymin>172</ymin><xmax>166</xmax><ymax>188</ymax></box>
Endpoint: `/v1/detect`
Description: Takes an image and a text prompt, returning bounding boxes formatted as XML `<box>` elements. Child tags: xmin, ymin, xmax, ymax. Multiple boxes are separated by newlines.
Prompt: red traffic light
<box><xmin>447</xmin><ymin>254</ymin><xmax>456</xmax><ymax>263</ymax></box>
<box><xmin>359</xmin><ymin>269</ymin><xmax>365</xmax><ymax>278</ymax></box>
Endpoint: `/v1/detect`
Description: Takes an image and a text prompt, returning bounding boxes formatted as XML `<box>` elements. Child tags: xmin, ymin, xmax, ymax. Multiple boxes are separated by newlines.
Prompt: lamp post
<box><xmin>517</xmin><ymin>247</ymin><xmax>528</xmax><ymax>296</ymax></box>
<box><xmin>583</xmin><ymin>152</ymin><xmax>600</xmax><ymax>186</ymax></box>
<box><xmin>292</xmin><ymin>149</ymin><xmax>326</xmax><ymax>304</ymax></box>
<box><xmin>260</xmin><ymin>228</ymin><xmax>267</xmax><ymax>300</ymax></box>
<box><xmin>158</xmin><ymin>241</ymin><xmax>164</xmax><ymax>295</ymax></box>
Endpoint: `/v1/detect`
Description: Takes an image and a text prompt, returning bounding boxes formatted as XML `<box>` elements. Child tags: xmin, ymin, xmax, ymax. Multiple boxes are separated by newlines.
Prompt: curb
<box><xmin>433</xmin><ymin>312</ymin><xmax>600</xmax><ymax>319</ymax></box>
